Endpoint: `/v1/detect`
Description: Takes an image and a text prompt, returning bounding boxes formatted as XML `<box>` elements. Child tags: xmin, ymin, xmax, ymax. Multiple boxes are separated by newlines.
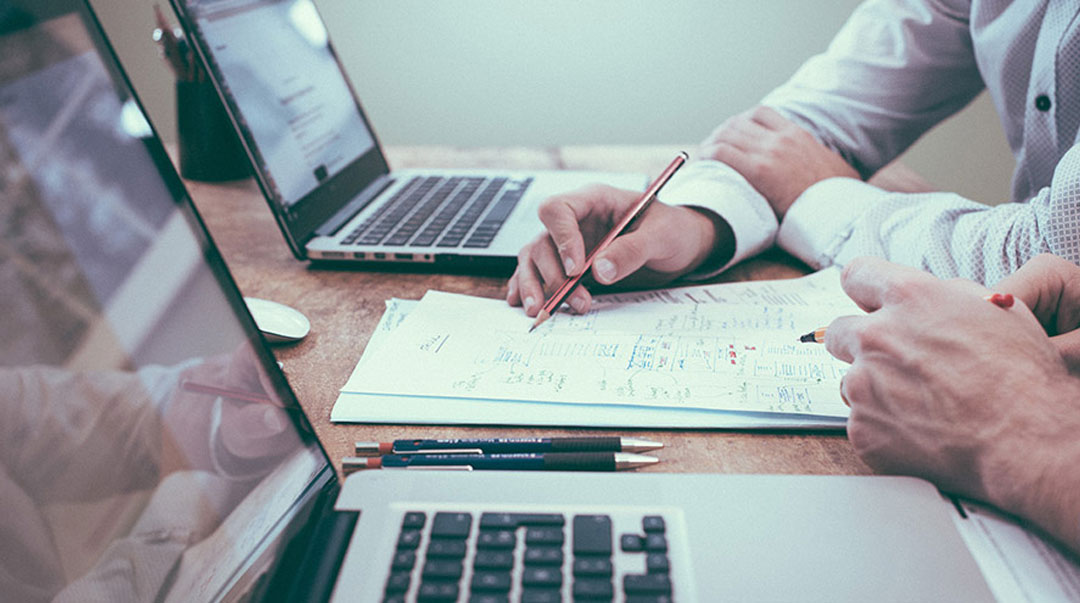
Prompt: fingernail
<box><xmin>507</xmin><ymin>279</ymin><xmax>517</xmax><ymax>299</ymax></box>
<box><xmin>569</xmin><ymin>292</ymin><xmax>588</xmax><ymax>313</ymax></box>
<box><xmin>524</xmin><ymin>296</ymin><xmax>536</xmax><ymax>311</ymax></box>
<box><xmin>595</xmin><ymin>258</ymin><xmax>616</xmax><ymax>283</ymax></box>
<box><xmin>563</xmin><ymin>257</ymin><xmax>576</xmax><ymax>275</ymax></box>
<box><xmin>262</xmin><ymin>407</ymin><xmax>285</xmax><ymax>432</ymax></box>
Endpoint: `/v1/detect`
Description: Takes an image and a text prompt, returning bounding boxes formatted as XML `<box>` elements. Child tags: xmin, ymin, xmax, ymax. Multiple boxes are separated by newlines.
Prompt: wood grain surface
<box><xmin>182</xmin><ymin>146</ymin><xmax>880</xmax><ymax>478</ymax></box>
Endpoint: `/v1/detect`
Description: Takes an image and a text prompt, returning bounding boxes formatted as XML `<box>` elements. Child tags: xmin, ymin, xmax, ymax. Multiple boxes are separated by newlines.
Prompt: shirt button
<box><xmin>1035</xmin><ymin>94</ymin><xmax>1052</xmax><ymax>112</ymax></box>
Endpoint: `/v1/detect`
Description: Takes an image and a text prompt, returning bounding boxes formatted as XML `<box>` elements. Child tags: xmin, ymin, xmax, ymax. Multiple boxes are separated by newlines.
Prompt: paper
<box><xmin>951</xmin><ymin>500</ymin><xmax>1080</xmax><ymax>602</ymax></box>
<box><xmin>339</xmin><ymin>270</ymin><xmax>858</xmax><ymax>419</ymax></box>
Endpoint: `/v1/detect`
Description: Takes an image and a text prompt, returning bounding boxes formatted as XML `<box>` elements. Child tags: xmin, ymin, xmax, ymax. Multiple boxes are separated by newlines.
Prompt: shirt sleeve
<box><xmin>658</xmin><ymin>159</ymin><xmax>779</xmax><ymax>278</ymax></box>
<box><xmin>778</xmin><ymin>144</ymin><xmax>1080</xmax><ymax>285</ymax></box>
<box><xmin>761</xmin><ymin>0</ymin><xmax>986</xmax><ymax>179</ymax></box>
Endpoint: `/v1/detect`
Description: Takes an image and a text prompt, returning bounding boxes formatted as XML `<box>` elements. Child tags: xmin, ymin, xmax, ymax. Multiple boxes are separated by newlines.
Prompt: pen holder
<box><xmin>176</xmin><ymin>79</ymin><xmax>250</xmax><ymax>182</ymax></box>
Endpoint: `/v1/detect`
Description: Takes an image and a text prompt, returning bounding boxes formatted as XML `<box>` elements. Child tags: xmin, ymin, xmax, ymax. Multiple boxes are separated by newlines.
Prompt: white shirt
<box><xmin>660</xmin><ymin>0</ymin><xmax>1080</xmax><ymax>285</ymax></box>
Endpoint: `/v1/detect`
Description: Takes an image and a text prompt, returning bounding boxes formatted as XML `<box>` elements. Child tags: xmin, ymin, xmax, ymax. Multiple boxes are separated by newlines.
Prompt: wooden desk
<box><xmin>183</xmin><ymin>146</ymin><xmax>875</xmax><ymax>477</ymax></box>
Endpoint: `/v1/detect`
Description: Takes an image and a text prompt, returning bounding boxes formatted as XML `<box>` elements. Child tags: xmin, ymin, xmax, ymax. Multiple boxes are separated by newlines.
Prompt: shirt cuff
<box><xmin>777</xmin><ymin>177</ymin><xmax>888</xmax><ymax>269</ymax></box>
<box><xmin>658</xmin><ymin>160</ymin><xmax>779</xmax><ymax>279</ymax></box>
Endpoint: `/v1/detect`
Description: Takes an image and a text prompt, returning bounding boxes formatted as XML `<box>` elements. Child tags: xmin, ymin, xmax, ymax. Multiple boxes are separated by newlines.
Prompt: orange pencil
<box><xmin>529</xmin><ymin>152</ymin><xmax>688</xmax><ymax>332</ymax></box>
<box><xmin>797</xmin><ymin>292</ymin><xmax>1016</xmax><ymax>344</ymax></box>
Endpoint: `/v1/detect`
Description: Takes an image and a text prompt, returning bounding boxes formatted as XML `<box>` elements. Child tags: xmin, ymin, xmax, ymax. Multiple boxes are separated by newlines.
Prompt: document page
<box><xmin>341</xmin><ymin>270</ymin><xmax>859</xmax><ymax>417</ymax></box>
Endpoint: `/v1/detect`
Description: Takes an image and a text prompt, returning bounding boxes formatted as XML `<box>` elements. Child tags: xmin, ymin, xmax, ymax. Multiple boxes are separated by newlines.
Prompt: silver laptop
<box><xmin>167</xmin><ymin>0</ymin><xmax>644</xmax><ymax>269</ymax></box>
<box><xmin>0</xmin><ymin>3</ymin><xmax>999</xmax><ymax>600</ymax></box>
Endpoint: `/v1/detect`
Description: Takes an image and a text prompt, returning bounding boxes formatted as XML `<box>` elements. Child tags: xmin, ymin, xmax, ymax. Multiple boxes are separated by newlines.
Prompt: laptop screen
<box><xmin>0</xmin><ymin>2</ymin><xmax>332</xmax><ymax>601</ymax></box>
<box><xmin>174</xmin><ymin>0</ymin><xmax>389</xmax><ymax>250</ymax></box>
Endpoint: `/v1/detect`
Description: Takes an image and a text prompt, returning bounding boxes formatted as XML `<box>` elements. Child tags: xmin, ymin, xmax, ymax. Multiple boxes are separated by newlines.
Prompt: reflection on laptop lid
<box><xmin>0</xmin><ymin>2</ymin><xmax>341</xmax><ymax>600</ymax></box>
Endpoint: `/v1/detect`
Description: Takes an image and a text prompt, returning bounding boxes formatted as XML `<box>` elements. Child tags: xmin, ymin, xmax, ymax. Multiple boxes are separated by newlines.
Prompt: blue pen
<box><xmin>355</xmin><ymin>436</ymin><xmax>664</xmax><ymax>455</ymax></box>
<box><xmin>341</xmin><ymin>452</ymin><xmax>658</xmax><ymax>472</ymax></box>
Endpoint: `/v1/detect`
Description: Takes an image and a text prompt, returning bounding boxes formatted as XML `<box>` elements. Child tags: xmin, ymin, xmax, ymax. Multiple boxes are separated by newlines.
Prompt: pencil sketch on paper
<box><xmin>341</xmin><ymin>270</ymin><xmax>859</xmax><ymax>418</ymax></box>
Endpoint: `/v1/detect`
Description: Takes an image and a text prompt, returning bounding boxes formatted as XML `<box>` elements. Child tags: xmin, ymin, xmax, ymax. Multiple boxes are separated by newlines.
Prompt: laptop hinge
<box><xmin>316</xmin><ymin>174</ymin><xmax>394</xmax><ymax>237</ymax></box>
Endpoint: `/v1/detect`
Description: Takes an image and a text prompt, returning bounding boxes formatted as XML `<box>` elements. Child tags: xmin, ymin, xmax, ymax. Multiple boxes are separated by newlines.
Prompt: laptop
<box><xmin>0</xmin><ymin>2</ymin><xmax>1033</xmax><ymax>601</ymax></box>
<box><xmin>166</xmin><ymin>0</ymin><xmax>645</xmax><ymax>270</ymax></box>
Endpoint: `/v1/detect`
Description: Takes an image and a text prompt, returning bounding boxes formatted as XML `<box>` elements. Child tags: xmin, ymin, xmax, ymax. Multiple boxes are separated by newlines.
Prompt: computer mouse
<box><xmin>244</xmin><ymin>297</ymin><xmax>311</xmax><ymax>343</ymax></box>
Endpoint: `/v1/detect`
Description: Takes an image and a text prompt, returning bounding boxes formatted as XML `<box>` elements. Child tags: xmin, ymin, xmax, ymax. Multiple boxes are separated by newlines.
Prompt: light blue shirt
<box><xmin>662</xmin><ymin>0</ymin><xmax>1080</xmax><ymax>285</ymax></box>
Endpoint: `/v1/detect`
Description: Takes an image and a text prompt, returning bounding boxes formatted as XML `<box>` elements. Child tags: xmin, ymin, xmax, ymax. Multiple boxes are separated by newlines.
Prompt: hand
<box><xmin>163</xmin><ymin>343</ymin><xmax>299</xmax><ymax>477</ymax></box>
<box><xmin>824</xmin><ymin>257</ymin><xmax>1080</xmax><ymax>551</ymax></box>
<box><xmin>995</xmin><ymin>253</ymin><xmax>1080</xmax><ymax>373</ymax></box>
<box><xmin>507</xmin><ymin>184</ymin><xmax>731</xmax><ymax>316</ymax></box>
<box><xmin>700</xmin><ymin>106</ymin><xmax>858</xmax><ymax>218</ymax></box>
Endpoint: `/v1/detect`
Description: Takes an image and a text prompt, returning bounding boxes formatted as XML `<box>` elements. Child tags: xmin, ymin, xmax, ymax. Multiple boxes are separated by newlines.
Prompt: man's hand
<box><xmin>824</xmin><ymin>257</ymin><xmax>1080</xmax><ymax>553</ymax></box>
<box><xmin>996</xmin><ymin>253</ymin><xmax>1080</xmax><ymax>373</ymax></box>
<box><xmin>507</xmin><ymin>184</ymin><xmax>731</xmax><ymax>316</ymax></box>
<box><xmin>700</xmin><ymin>106</ymin><xmax>858</xmax><ymax>218</ymax></box>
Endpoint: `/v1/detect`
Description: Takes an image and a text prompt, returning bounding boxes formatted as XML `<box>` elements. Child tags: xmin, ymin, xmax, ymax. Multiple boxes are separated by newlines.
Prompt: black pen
<box><xmin>341</xmin><ymin>452</ymin><xmax>658</xmax><ymax>473</ymax></box>
<box><xmin>354</xmin><ymin>436</ymin><xmax>663</xmax><ymax>455</ymax></box>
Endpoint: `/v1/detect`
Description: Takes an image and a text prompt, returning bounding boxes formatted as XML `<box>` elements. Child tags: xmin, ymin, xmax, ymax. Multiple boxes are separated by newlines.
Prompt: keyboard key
<box><xmin>522</xmin><ymin>567</ymin><xmax>562</xmax><ymax>588</ymax></box>
<box><xmin>573</xmin><ymin>578</ymin><xmax>614</xmax><ymax>598</ymax></box>
<box><xmin>573</xmin><ymin>557</ymin><xmax>612</xmax><ymax>577</ymax></box>
<box><xmin>645</xmin><ymin>553</ymin><xmax>670</xmax><ymax>573</ymax></box>
<box><xmin>644</xmin><ymin>533</ymin><xmax>668</xmax><ymax>552</ymax></box>
<box><xmin>573</xmin><ymin>515</ymin><xmax>613</xmax><ymax>556</ymax></box>
<box><xmin>383</xmin><ymin>595</ymin><xmax>405</xmax><ymax>603</ymax></box>
<box><xmin>521</xmin><ymin>590</ymin><xmax>561</xmax><ymax>603</ymax></box>
<box><xmin>624</xmin><ymin>573</ymin><xmax>672</xmax><ymax>595</ymax></box>
<box><xmin>422</xmin><ymin>559</ymin><xmax>463</xmax><ymax>580</ymax></box>
<box><xmin>431</xmin><ymin>512</ymin><xmax>472</xmax><ymax>538</ymax></box>
<box><xmin>477</xmin><ymin>529</ymin><xmax>516</xmax><ymax>549</ymax></box>
<box><xmin>471</xmin><ymin>571</ymin><xmax>512</xmax><ymax>592</ymax></box>
<box><xmin>397</xmin><ymin>529</ymin><xmax>421</xmax><ymax>549</ymax></box>
<box><xmin>626</xmin><ymin>596</ymin><xmax>673</xmax><ymax>603</ymax></box>
<box><xmin>402</xmin><ymin>512</ymin><xmax>427</xmax><ymax>529</ymax></box>
<box><xmin>385</xmin><ymin>571</ymin><xmax>411</xmax><ymax>593</ymax></box>
<box><xmin>469</xmin><ymin>595</ymin><xmax>509</xmax><ymax>603</ymax></box>
<box><xmin>417</xmin><ymin>581</ymin><xmax>458</xmax><ymax>601</ymax></box>
<box><xmin>525</xmin><ymin>526</ymin><xmax>564</xmax><ymax>546</ymax></box>
<box><xmin>479</xmin><ymin>513</ymin><xmax>565</xmax><ymax>529</ymax></box>
<box><xmin>642</xmin><ymin>516</ymin><xmax>665</xmax><ymax>532</ymax></box>
<box><xmin>621</xmin><ymin>534</ymin><xmax>645</xmax><ymax>552</ymax></box>
<box><xmin>390</xmin><ymin>550</ymin><xmax>415</xmax><ymax>570</ymax></box>
<box><xmin>426</xmin><ymin>539</ymin><xmax>467</xmax><ymax>558</ymax></box>
<box><xmin>524</xmin><ymin>546</ymin><xmax>564</xmax><ymax>566</ymax></box>
<box><xmin>473</xmin><ymin>550</ymin><xmax>514</xmax><ymax>570</ymax></box>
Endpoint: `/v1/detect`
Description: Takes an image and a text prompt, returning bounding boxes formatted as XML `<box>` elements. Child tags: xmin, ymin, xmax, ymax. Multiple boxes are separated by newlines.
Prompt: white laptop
<box><xmin>168</xmin><ymin>0</ymin><xmax>645</xmax><ymax>270</ymax></box>
<box><xmin>3</xmin><ymin>3</ymin><xmax>1076</xmax><ymax>601</ymax></box>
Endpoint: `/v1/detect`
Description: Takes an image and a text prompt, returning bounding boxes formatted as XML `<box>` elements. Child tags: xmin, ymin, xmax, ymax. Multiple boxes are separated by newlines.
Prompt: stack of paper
<box><xmin>331</xmin><ymin>269</ymin><xmax>862</xmax><ymax>428</ymax></box>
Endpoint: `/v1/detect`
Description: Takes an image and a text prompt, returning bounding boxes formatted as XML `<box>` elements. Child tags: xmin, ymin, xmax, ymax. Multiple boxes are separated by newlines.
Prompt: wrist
<box><xmin>683</xmin><ymin>206</ymin><xmax>734</xmax><ymax>276</ymax></box>
<box><xmin>982</xmin><ymin>376</ymin><xmax>1080</xmax><ymax>550</ymax></box>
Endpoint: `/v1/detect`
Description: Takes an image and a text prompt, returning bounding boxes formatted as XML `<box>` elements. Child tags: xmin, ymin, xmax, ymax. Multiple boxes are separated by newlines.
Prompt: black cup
<box><xmin>176</xmin><ymin>79</ymin><xmax>250</xmax><ymax>182</ymax></box>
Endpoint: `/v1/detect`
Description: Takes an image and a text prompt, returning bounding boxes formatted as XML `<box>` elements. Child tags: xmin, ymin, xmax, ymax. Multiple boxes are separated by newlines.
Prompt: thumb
<box><xmin>591</xmin><ymin>230</ymin><xmax>655</xmax><ymax>285</ymax></box>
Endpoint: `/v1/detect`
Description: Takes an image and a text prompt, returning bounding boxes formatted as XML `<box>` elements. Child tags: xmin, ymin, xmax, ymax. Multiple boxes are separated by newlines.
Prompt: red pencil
<box><xmin>529</xmin><ymin>152</ymin><xmax>689</xmax><ymax>332</ymax></box>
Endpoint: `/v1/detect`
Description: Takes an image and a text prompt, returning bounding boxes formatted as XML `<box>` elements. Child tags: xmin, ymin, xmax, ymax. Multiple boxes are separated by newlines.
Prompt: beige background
<box><xmin>90</xmin><ymin>0</ymin><xmax>1016</xmax><ymax>204</ymax></box>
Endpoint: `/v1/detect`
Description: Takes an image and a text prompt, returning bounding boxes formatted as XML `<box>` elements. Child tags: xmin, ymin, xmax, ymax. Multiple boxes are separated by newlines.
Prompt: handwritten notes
<box><xmin>340</xmin><ymin>269</ymin><xmax>859</xmax><ymax>418</ymax></box>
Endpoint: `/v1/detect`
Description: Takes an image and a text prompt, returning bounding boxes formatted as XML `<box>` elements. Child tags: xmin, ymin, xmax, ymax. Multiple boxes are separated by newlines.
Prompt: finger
<box><xmin>748</xmin><ymin>105</ymin><xmax>791</xmax><ymax>130</ymax></box>
<box><xmin>822</xmin><ymin>314</ymin><xmax>866</xmax><ymax>364</ymax></box>
<box><xmin>839</xmin><ymin>256</ymin><xmax>931</xmax><ymax>313</ymax></box>
<box><xmin>537</xmin><ymin>188</ymin><xmax>612</xmax><ymax>277</ymax></box>
<box><xmin>506</xmin><ymin>268</ymin><xmax>521</xmax><ymax>306</ymax></box>
<box><xmin>995</xmin><ymin>254</ymin><xmax>1080</xmax><ymax>333</ymax></box>
<box><xmin>591</xmin><ymin>228</ymin><xmax>659</xmax><ymax>285</ymax></box>
<box><xmin>1050</xmin><ymin>330</ymin><xmax>1080</xmax><ymax>374</ymax></box>
<box><xmin>704</xmin><ymin>141</ymin><xmax>757</xmax><ymax>178</ymax></box>
<box><xmin>532</xmin><ymin>236</ymin><xmax>570</xmax><ymax>297</ymax></box>
<box><xmin>515</xmin><ymin>246</ymin><xmax>548</xmax><ymax>316</ymax></box>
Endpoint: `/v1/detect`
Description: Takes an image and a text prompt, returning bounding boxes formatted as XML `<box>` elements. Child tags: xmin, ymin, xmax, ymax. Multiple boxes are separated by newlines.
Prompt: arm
<box><xmin>779</xmin><ymin>143</ymin><xmax>1080</xmax><ymax>285</ymax></box>
<box><xmin>825</xmin><ymin>256</ymin><xmax>1080</xmax><ymax>555</ymax></box>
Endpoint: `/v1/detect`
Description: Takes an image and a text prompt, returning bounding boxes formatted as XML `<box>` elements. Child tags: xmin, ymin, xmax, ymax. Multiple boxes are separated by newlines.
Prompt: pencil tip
<box><xmin>529</xmin><ymin>310</ymin><xmax>550</xmax><ymax>333</ymax></box>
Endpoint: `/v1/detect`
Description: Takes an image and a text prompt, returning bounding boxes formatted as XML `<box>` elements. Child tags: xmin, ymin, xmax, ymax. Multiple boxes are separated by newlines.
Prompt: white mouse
<box><xmin>244</xmin><ymin>297</ymin><xmax>311</xmax><ymax>343</ymax></box>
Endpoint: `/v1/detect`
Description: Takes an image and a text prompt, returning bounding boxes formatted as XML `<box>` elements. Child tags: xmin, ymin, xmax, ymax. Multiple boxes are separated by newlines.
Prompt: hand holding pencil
<box><xmin>508</xmin><ymin>153</ymin><xmax>728</xmax><ymax>321</ymax></box>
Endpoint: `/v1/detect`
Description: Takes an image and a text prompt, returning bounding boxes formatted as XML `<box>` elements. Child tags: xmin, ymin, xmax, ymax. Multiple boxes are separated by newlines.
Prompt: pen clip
<box><xmin>401</xmin><ymin>448</ymin><xmax>484</xmax><ymax>455</ymax></box>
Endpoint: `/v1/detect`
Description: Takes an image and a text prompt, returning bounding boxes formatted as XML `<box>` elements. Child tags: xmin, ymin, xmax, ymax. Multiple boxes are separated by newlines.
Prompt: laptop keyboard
<box><xmin>341</xmin><ymin>176</ymin><xmax>533</xmax><ymax>250</ymax></box>
<box><xmin>381</xmin><ymin>509</ymin><xmax>678</xmax><ymax>602</ymax></box>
